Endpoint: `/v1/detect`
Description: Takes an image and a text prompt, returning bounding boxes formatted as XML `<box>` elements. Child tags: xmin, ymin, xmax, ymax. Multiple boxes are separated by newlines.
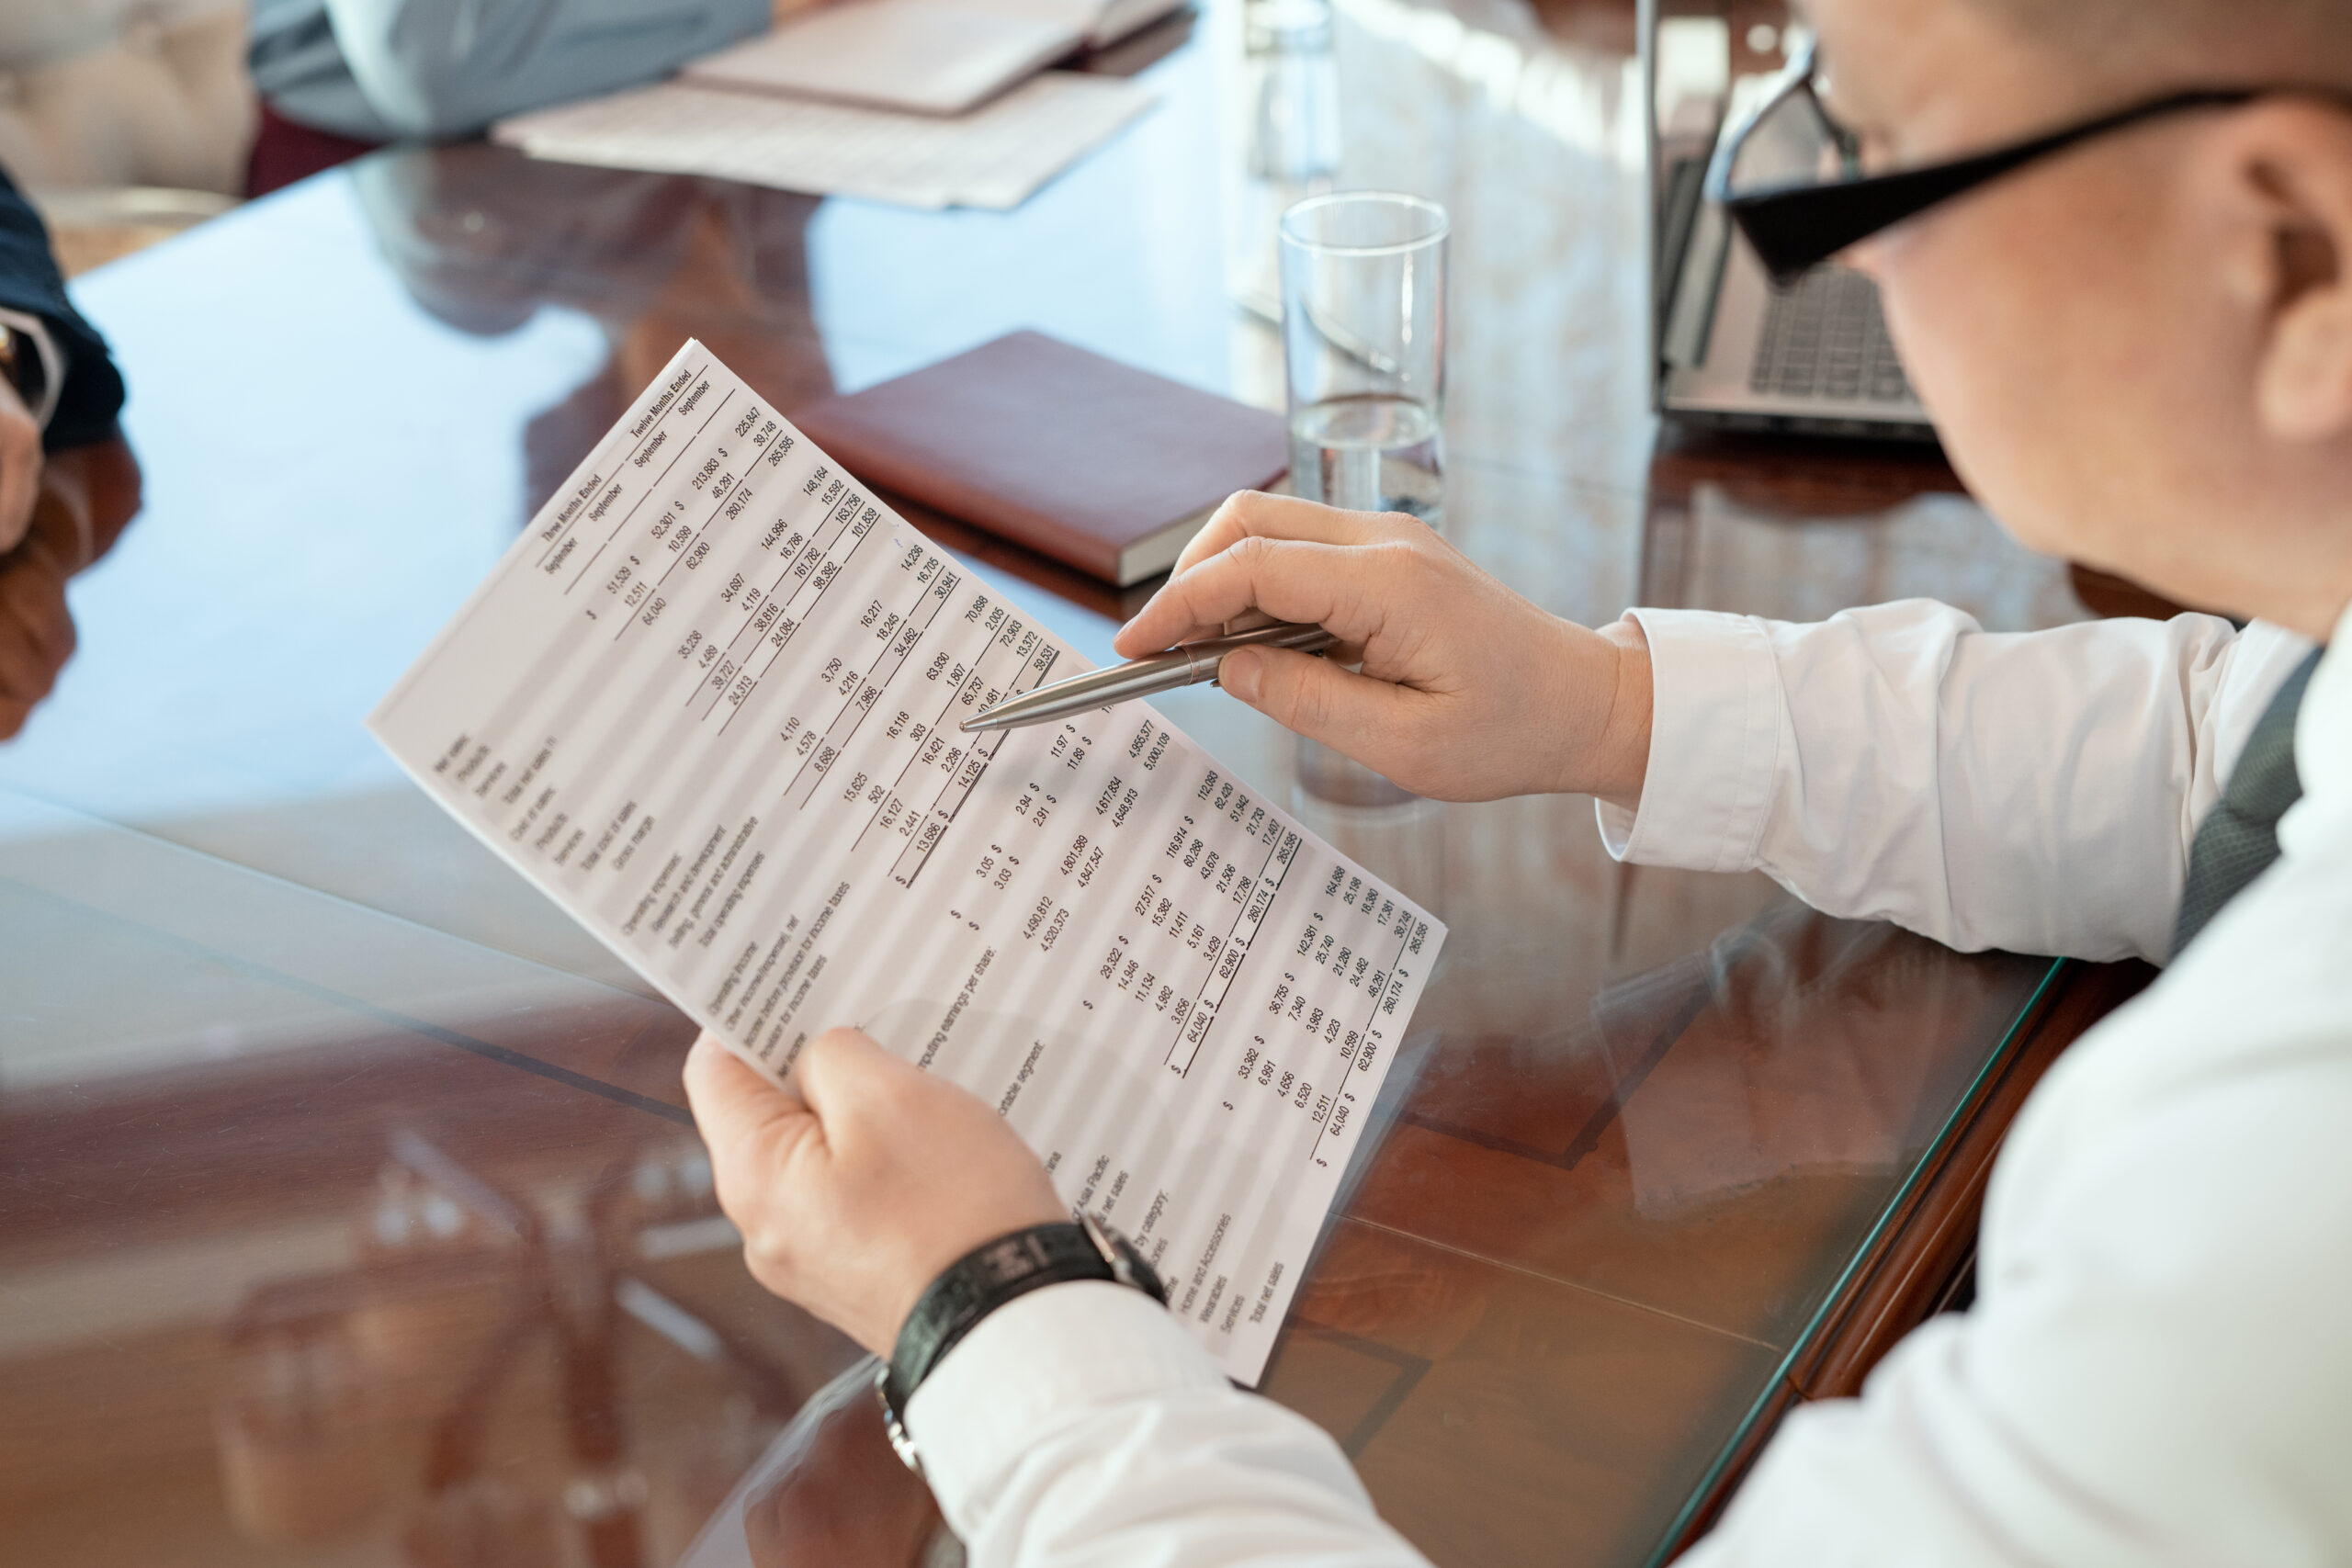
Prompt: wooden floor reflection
<box><xmin>2</xmin><ymin>1038</ymin><xmax>866</xmax><ymax>1565</ymax></box>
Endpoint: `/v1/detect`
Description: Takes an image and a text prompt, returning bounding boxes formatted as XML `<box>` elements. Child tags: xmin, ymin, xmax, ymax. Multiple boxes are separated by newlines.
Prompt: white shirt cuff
<box><xmin>1594</xmin><ymin>607</ymin><xmax>1782</xmax><ymax>874</ymax></box>
<box><xmin>905</xmin><ymin>1280</ymin><xmax>1227</xmax><ymax>1523</ymax></box>
<box><xmin>0</xmin><ymin>308</ymin><xmax>63</xmax><ymax>432</ymax></box>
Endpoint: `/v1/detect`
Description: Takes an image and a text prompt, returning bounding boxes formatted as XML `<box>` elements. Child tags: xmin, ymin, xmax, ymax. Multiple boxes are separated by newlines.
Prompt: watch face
<box><xmin>976</xmin><ymin>1230</ymin><xmax>1054</xmax><ymax>1285</ymax></box>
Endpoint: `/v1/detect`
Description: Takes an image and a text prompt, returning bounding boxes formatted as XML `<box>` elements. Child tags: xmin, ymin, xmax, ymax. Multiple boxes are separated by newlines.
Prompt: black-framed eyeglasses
<box><xmin>1705</xmin><ymin>39</ymin><xmax>2323</xmax><ymax>285</ymax></box>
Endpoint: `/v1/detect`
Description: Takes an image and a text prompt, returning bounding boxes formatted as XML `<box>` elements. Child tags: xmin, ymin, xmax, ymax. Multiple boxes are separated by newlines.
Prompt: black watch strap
<box><xmin>876</xmin><ymin>1213</ymin><xmax>1166</xmax><ymax>1472</ymax></box>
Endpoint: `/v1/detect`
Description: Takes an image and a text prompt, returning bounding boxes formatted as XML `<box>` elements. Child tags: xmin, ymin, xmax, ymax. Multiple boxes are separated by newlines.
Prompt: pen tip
<box><xmin>959</xmin><ymin>716</ymin><xmax>987</xmax><ymax>733</ymax></box>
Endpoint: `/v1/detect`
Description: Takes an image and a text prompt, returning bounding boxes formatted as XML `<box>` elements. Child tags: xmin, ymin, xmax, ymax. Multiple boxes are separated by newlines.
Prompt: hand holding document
<box><xmin>369</xmin><ymin>344</ymin><xmax>1443</xmax><ymax>1382</ymax></box>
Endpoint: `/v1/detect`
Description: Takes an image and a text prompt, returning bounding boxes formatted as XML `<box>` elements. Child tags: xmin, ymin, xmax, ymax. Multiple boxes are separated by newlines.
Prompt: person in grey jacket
<box><xmin>244</xmin><ymin>0</ymin><xmax>777</xmax><ymax>192</ymax></box>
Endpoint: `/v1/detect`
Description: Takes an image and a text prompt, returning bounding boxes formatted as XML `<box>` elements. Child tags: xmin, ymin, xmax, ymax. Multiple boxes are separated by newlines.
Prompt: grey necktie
<box><xmin>2170</xmin><ymin>647</ymin><xmax>2324</xmax><ymax>959</ymax></box>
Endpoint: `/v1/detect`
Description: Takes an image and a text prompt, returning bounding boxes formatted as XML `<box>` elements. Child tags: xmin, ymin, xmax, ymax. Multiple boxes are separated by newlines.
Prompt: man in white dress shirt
<box><xmin>682</xmin><ymin>0</ymin><xmax>2352</xmax><ymax>1559</ymax></box>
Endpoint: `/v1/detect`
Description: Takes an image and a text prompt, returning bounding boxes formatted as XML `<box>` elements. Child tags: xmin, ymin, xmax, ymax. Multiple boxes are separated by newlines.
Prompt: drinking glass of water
<box><xmin>1277</xmin><ymin>191</ymin><xmax>1448</xmax><ymax>810</ymax></box>
<box><xmin>1277</xmin><ymin>190</ymin><xmax>1448</xmax><ymax>530</ymax></box>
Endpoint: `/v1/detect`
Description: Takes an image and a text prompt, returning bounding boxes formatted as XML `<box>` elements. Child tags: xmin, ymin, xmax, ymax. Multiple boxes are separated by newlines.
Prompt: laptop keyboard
<box><xmin>1749</xmin><ymin>267</ymin><xmax>1917</xmax><ymax>404</ymax></box>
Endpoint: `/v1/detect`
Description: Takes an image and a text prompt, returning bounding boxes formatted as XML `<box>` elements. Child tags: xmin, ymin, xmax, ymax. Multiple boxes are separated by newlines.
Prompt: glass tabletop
<box><xmin>1</xmin><ymin>2</ymin><xmax>2096</xmax><ymax>1562</ymax></box>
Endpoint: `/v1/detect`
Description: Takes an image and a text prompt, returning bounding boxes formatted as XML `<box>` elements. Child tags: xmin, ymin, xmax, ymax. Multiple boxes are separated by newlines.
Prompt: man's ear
<box><xmin>2211</xmin><ymin>102</ymin><xmax>2352</xmax><ymax>441</ymax></box>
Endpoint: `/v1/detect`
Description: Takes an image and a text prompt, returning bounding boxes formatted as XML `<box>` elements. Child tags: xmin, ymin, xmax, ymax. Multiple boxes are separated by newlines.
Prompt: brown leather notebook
<box><xmin>787</xmin><ymin>331</ymin><xmax>1289</xmax><ymax>586</ymax></box>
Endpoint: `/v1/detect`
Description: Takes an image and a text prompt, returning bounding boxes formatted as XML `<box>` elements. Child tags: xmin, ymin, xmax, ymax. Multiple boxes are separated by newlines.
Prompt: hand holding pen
<box><xmin>997</xmin><ymin>491</ymin><xmax>1659</xmax><ymax>808</ymax></box>
<box><xmin>963</xmin><ymin>620</ymin><xmax>1339</xmax><ymax>733</ymax></box>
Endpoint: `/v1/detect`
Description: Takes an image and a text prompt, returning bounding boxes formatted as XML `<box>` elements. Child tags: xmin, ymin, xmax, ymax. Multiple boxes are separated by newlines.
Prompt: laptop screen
<box><xmin>1641</xmin><ymin>3</ymin><xmax>1804</xmax><ymax>400</ymax></box>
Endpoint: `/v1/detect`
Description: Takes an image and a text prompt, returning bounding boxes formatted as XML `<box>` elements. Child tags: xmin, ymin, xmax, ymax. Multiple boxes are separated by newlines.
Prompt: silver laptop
<box><xmin>1641</xmin><ymin>1</ymin><xmax>1933</xmax><ymax>442</ymax></box>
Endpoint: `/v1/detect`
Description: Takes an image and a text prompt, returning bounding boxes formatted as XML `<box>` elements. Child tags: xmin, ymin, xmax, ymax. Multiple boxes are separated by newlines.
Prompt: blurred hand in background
<box><xmin>0</xmin><ymin>365</ymin><xmax>40</xmax><ymax>555</ymax></box>
<box><xmin>0</xmin><ymin>435</ymin><xmax>139</xmax><ymax>740</ymax></box>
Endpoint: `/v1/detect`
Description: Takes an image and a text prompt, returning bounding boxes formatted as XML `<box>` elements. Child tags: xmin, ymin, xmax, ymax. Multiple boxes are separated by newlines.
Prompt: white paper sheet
<box><xmin>491</xmin><ymin>73</ymin><xmax>1154</xmax><ymax>211</ymax></box>
<box><xmin>683</xmin><ymin>1</ymin><xmax>1082</xmax><ymax>118</ymax></box>
<box><xmin>368</xmin><ymin>342</ymin><xmax>1444</xmax><ymax>1382</ymax></box>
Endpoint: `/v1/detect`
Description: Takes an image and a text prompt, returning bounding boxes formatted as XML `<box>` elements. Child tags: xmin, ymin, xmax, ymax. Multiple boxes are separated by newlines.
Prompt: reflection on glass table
<box><xmin>0</xmin><ymin>791</ymin><xmax>865</xmax><ymax>1566</ymax></box>
<box><xmin>0</xmin><ymin>739</ymin><xmax>2064</xmax><ymax>1568</ymax></box>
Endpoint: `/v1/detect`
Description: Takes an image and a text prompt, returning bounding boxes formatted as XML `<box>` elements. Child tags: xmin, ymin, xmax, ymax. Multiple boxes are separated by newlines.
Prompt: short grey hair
<box><xmin>1971</xmin><ymin>0</ymin><xmax>2352</xmax><ymax>85</ymax></box>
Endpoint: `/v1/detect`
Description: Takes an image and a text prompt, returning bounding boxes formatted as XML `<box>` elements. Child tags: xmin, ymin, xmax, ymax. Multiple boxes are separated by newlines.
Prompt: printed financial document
<box><xmin>370</xmin><ymin>342</ymin><xmax>1444</xmax><ymax>1382</ymax></box>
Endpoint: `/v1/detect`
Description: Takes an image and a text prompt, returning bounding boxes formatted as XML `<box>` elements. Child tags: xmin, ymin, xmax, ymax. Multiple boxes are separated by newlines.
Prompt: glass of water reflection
<box><xmin>1277</xmin><ymin>190</ymin><xmax>1448</xmax><ymax>530</ymax></box>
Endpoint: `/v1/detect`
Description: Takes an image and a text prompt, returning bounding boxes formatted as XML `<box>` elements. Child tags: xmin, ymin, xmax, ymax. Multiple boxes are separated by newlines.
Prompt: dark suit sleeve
<box><xmin>0</xmin><ymin>165</ymin><xmax>127</xmax><ymax>453</ymax></box>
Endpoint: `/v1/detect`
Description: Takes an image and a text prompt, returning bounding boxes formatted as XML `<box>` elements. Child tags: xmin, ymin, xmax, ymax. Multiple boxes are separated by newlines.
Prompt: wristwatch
<box><xmin>0</xmin><ymin>309</ymin><xmax>61</xmax><ymax>432</ymax></box>
<box><xmin>876</xmin><ymin>1210</ymin><xmax>1168</xmax><ymax>1474</ymax></box>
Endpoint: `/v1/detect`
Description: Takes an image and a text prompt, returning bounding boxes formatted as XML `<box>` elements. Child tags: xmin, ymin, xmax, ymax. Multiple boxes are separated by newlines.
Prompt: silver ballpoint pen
<box><xmin>961</xmin><ymin>622</ymin><xmax>1338</xmax><ymax>733</ymax></box>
